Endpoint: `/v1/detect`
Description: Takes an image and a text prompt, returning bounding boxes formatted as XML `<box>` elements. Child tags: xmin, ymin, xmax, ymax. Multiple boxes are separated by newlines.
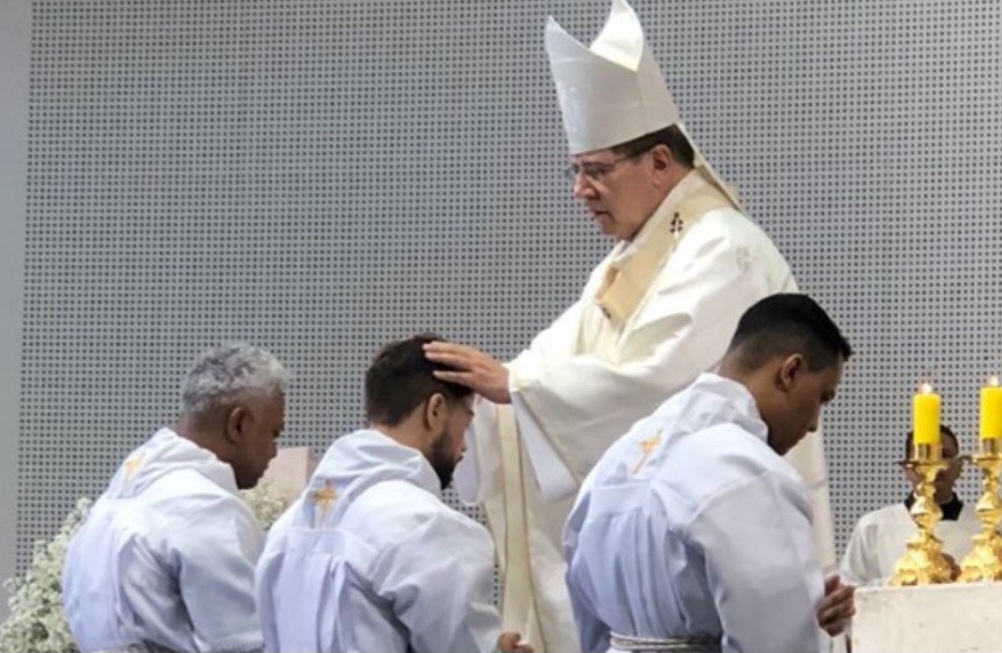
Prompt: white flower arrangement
<box><xmin>239</xmin><ymin>479</ymin><xmax>290</xmax><ymax>532</ymax></box>
<box><xmin>0</xmin><ymin>482</ymin><xmax>289</xmax><ymax>653</ymax></box>
<box><xmin>0</xmin><ymin>498</ymin><xmax>90</xmax><ymax>653</ymax></box>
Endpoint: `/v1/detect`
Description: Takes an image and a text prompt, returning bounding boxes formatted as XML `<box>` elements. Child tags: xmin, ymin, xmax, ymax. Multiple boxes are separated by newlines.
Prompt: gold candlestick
<box><xmin>959</xmin><ymin>438</ymin><xmax>1002</xmax><ymax>582</ymax></box>
<box><xmin>890</xmin><ymin>443</ymin><xmax>956</xmax><ymax>586</ymax></box>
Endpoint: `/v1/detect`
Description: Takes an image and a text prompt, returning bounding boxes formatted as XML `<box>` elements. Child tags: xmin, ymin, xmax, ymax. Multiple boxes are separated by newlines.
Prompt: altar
<box><xmin>852</xmin><ymin>582</ymin><xmax>1002</xmax><ymax>652</ymax></box>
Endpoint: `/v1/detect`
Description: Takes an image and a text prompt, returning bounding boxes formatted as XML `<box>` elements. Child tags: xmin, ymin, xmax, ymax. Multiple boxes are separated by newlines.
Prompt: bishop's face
<box><xmin>568</xmin><ymin>147</ymin><xmax>666</xmax><ymax>241</ymax></box>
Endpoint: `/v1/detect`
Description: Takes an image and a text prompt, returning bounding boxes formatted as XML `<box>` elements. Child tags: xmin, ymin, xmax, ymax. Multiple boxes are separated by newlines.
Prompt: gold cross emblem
<box><xmin>310</xmin><ymin>480</ymin><xmax>338</xmax><ymax>526</ymax></box>
<box><xmin>669</xmin><ymin>213</ymin><xmax>685</xmax><ymax>241</ymax></box>
<box><xmin>123</xmin><ymin>453</ymin><xmax>145</xmax><ymax>479</ymax></box>
<box><xmin>630</xmin><ymin>430</ymin><xmax>663</xmax><ymax>475</ymax></box>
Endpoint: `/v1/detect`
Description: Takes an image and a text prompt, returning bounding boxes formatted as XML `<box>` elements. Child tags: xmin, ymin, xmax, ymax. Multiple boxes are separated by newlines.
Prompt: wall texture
<box><xmin>13</xmin><ymin>0</ymin><xmax>1002</xmax><ymax>577</ymax></box>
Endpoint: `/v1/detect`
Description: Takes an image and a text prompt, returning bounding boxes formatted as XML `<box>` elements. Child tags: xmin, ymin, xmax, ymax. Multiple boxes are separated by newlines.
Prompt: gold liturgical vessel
<box><xmin>890</xmin><ymin>443</ymin><xmax>956</xmax><ymax>586</ymax></box>
<box><xmin>958</xmin><ymin>437</ymin><xmax>1002</xmax><ymax>582</ymax></box>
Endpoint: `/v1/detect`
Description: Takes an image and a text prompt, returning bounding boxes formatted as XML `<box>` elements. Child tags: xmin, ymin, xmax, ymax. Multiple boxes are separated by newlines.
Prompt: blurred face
<box><xmin>226</xmin><ymin>390</ymin><xmax>285</xmax><ymax>490</ymax></box>
<box><xmin>426</xmin><ymin>394</ymin><xmax>475</xmax><ymax>489</ymax></box>
<box><xmin>569</xmin><ymin>146</ymin><xmax>669</xmax><ymax>241</ymax></box>
<box><xmin>766</xmin><ymin>355</ymin><xmax>844</xmax><ymax>456</ymax></box>
<box><xmin>904</xmin><ymin>434</ymin><xmax>962</xmax><ymax>502</ymax></box>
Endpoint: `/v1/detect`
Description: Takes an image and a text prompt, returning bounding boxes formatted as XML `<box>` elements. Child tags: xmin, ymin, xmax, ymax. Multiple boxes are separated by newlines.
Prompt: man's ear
<box><xmin>650</xmin><ymin>143</ymin><xmax>673</xmax><ymax>173</ymax></box>
<box><xmin>423</xmin><ymin>393</ymin><xmax>447</xmax><ymax>430</ymax></box>
<box><xmin>225</xmin><ymin>405</ymin><xmax>248</xmax><ymax>444</ymax></box>
<box><xmin>777</xmin><ymin>354</ymin><xmax>805</xmax><ymax>392</ymax></box>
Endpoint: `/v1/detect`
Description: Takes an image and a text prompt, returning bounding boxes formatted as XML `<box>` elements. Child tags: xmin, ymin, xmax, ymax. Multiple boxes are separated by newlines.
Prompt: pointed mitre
<box><xmin>545</xmin><ymin>0</ymin><xmax>677</xmax><ymax>154</ymax></box>
<box><xmin>545</xmin><ymin>0</ymin><xmax>741</xmax><ymax>206</ymax></box>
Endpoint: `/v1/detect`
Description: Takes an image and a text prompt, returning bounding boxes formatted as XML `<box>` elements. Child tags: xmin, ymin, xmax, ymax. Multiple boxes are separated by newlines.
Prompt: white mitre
<box><xmin>545</xmin><ymin>0</ymin><xmax>740</xmax><ymax>206</ymax></box>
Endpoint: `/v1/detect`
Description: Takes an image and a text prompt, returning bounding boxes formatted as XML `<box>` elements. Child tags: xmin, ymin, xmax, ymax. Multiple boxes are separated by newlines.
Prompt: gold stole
<box><xmin>497</xmin><ymin>407</ymin><xmax>543</xmax><ymax>645</ymax></box>
<box><xmin>594</xmin><ymin>172</ymin><xmax>737</xmax><ymax>330</ymax></box>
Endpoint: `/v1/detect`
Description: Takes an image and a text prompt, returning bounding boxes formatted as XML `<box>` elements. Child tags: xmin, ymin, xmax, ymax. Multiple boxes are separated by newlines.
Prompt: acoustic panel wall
<box><xmin>19</xmin><ymin>0</ymin><xmax>1002</xmax><ymax>579</ymax></box>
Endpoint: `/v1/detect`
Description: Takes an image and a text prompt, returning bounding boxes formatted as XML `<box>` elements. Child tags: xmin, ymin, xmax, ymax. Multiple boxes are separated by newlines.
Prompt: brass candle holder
<box><xmin>958</xmin><ymin>437</ymin><xmax>1002</xmax><ymax>582</ymax></box>
<box><xmin>890</xmin><ymin>442</ymin><xmax>956</xmax><ymax>586</ymax></box>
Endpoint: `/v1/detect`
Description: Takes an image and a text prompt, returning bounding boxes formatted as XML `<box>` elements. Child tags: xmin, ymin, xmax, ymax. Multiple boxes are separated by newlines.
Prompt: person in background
<box><xmin>840</xmin><ymin>425</ymin><xmax>975</xmax><ymax>586</ymax></box>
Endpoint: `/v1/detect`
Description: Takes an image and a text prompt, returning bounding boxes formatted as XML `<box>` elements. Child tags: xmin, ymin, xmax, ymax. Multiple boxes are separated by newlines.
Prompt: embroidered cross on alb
<box><xmin>311</xmin><ymin>479</ymin><xmax>338</xmax><ymax>527</ymax></box>
<box><xmin>630</xmin><ymin>430</ymin><xmax>663</xmax><ymax>475</ymax></box>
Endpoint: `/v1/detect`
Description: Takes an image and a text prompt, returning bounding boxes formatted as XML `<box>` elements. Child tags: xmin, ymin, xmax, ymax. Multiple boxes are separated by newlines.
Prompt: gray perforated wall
<box><xmin>12</xmin><ymin>0</ymin><xmax>1002</xmax><ymax>581</ymax></box>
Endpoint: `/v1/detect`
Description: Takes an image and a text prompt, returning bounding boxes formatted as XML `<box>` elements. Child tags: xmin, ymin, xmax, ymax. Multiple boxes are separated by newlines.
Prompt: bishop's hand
<box><xmin>423</xmin><ymin>341</ymin><xmax>512</xmax><ymax>404</ymax></box>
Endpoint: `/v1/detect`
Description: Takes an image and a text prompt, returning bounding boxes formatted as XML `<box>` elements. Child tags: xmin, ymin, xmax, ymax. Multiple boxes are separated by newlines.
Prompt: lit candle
<box><xmin>980</xmin><ymin>376</ymin><xmax>1002</xmax><ymax>440</ymax></box>
<box><xmin>913</xmin><ymin>383</ymin><xmax>941</xmax><ymax>446</ymax></box>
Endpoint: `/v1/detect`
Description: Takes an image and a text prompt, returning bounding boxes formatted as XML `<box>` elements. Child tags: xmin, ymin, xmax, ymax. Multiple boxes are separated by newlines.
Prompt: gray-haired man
<box><xmin>62</xmin><ymin>343</ymin><xmax>287</xmax><ymax>653</ymax></box>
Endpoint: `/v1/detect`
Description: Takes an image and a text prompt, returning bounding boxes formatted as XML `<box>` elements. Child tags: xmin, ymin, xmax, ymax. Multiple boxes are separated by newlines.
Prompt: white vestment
<box><xmin>256</xmin><ymin>429</ymin><xmax>502</xmax><ymax>653</ymax></box>
<box><xmin>564</xmin><ymin>373</ymin><xmax>825</xmax><ymax>653</ymax></box>
<box><xmin>62</xmin><ymin>428</ymin><xmax>264</xmax><ymax>653</ymax></box>
<box><xmin>840</xmin><ymin>500</ymin><xmax>979</xmax><ymax>587</ymax></box>
<box><xmin>455</xmin><ymin>170</ymin><xmax>834</xmax><ymax>653</ymax></box>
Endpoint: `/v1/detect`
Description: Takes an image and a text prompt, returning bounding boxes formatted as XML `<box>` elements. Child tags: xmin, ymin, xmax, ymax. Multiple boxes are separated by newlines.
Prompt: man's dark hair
<box><xmin>904</xmin><ymin>425</ymin><xmax>957</xmax><ymax>459</ymax></box>
<box><xmin>365</xmin><ymin>333</ymin><xmax>473</xmax><ymax>426</ymax></box>
<box><xmin>610</xmin><ymin>124</ymin><xmax>695</xmax><ymax>168</ymax></box>
<box><xmin>728</xmin><ymin>294</ymin><xmax>853</xmax><ymax>372</ymax></box>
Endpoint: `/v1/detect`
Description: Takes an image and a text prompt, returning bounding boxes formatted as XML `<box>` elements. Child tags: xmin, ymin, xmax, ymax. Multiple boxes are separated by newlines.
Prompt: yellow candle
<box><xmin>980</xmin><ymin>376</ymin><xmax>1002</xmax><ymax>440</ymax></box>
<box><xmin>913</xmin><ymin>383</ymin><xmax>941</xmax><ymax>446</ymax></box>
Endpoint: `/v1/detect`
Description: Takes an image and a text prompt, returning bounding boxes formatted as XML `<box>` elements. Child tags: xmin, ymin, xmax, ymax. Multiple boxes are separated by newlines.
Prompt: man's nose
<box><xmin>572</xmin><ymin>172</ymin><xmax>596</xmax><ymax>199</ymax></box>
